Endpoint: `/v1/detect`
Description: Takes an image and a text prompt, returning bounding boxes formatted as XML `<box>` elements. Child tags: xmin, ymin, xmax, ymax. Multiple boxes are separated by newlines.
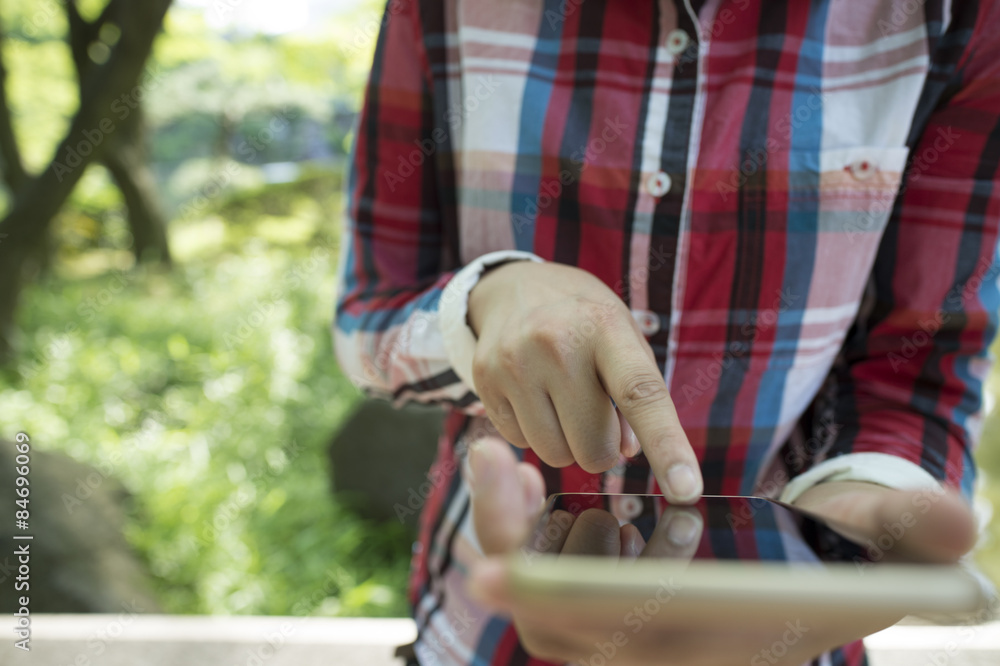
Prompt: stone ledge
<box><xmin>1</xmin><ymin>616</ymin><xmax>416</xmax><ymax>666</ymax></box>
<box><xmin>2</xmin><ymin>615</ymin><xmax>999</xmax><ymax>665</ymax></box>
<box><xmin>865</xmin><ymin>621</ymin><xmax>1000</xmax><ymax>666</ymax></box>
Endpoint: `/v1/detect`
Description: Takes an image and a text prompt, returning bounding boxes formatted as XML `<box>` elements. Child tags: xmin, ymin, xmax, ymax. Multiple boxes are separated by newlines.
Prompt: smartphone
<box><xmin>508</xmin><ymin>493</ymin><xmax>985</xmax><ymax>652</ymax></box>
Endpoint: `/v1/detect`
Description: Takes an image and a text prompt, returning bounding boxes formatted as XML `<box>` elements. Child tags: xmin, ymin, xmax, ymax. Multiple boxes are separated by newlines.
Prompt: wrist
<box><xmin>468</xmin><ymin>260</ymin><xmax>524</xmax><ymax>337</ymax></box>
<box><xmin>439</xmin><ymin>251</ymin><xmax>544</xmax><ymax>395</ymax></box>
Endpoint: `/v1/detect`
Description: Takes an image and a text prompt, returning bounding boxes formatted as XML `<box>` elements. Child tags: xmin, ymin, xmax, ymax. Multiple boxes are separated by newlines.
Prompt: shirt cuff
<box><xmin>779</xmin><ymin>452</ymin><xmax>943</xmax><ymax>505</ymax></box>
<box><xmin>439</xmin><ymin>250</ymin><xmax>544</xmax><ymax>394</ymax></box>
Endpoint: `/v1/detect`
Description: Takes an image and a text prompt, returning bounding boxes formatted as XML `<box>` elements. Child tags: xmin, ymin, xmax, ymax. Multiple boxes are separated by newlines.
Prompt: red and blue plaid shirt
<box><xmin>334</xmin><ymin>0</ymin><xmax>1000</xmax><ymax>664</ymax></box>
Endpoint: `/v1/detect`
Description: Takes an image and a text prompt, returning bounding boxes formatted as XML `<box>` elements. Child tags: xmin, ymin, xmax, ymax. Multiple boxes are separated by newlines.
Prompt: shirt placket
<box><xmin>620</xmin><ymin>0</ymin><xmax>710</xmax><ymax>494</ymax></box>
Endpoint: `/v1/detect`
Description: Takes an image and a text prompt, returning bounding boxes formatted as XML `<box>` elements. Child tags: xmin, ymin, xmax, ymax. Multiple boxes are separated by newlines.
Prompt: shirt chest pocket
<box><xmin>766</xmin><ymin>145</ymin><xmax>912</xmax><ymax>372</ymax></box>
<box><xmin>789</xmin><ymin>145</ymin><xmax>911</xmax><ymax>239</ymax></box>
<box><xmin>686</xmin><ymin>145</ymin><xmax>912</xmax><ymax>373</ymax></box>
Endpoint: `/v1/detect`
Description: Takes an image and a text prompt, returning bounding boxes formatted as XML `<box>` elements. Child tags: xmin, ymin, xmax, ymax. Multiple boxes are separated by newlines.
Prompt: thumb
<box><xmin>469</xmin><ymin>438</ymin><xmax>546</xmax><ymax>555</ymax></box>
<box><xmin>795</xmin><ymin>482</ymin><xmax>977</xmax><ymax>563</ymax></box>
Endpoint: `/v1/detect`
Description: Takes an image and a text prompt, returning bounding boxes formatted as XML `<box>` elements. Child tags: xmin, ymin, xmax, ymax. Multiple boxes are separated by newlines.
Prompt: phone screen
<box><xmin>523</xmin><ymin>493</ymin><xmax>871</xmax><ymax>566</ymax></box>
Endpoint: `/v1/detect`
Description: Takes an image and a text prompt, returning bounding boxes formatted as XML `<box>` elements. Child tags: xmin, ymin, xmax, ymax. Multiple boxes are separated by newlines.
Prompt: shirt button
<box><xmin>848</xmin><ymin>159</ymin><xmax>875</xmax><ymax>180</ymax></box>
<box><xmin>646</xmin><ymin>171</ymin><xmax>672</xmax><ymax>197</ymax></box>
<box><xmin>633</xmin><ymin>310</ymin><xmax>661</xmax><ymax>336</ymax></box>
<box><xmin>666</xmin><ymin>29</ymin><xmax>691</xmax><ymax>56</ymax></box>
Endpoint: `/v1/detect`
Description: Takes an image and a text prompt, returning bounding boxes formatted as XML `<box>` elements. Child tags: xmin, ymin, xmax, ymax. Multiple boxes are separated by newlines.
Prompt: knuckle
<box><xmin>487</xmin><ymin>408</ymin><xmax>520</xmax><ymax>438</ymax></box>
<box><xmin>589</xmin><ymin>300</ymin><xmax>626</xmax><ymax>331</ymax></box>
<box><xmin>497</xmin><ymin>424</ymin><xmax>527</xmax><ymax>448</ymax></box>
<box><xmin>492</xmin><ymin>399</ymin><xmax>515</xmax><ymax>423</ymax></box>
<box><xmin>480</xmin><ymin>400</ymin><xmax>519</xmax><ymax>438</ymax></box>
<box><xmin>472</xmin><ymin>354</ymin><xmax>492</xmax><ymax>385</ymax></box>
<box><xmin>524</xmin><ymin>312</ymin><xmax>563</xmax><ymax>344</ymax></box>
<box><xmin>497</xmin><ymin>345</ymin><xmax>525</xmax><ymax>375</ymax></box>
<box><xmin>531</xmin><ymin>330</ymin><xmax>567</xmax><ymax>358</ymax></box>
<box><xmin>474</xmin><ymin>390</ymin><xmax>499</xmax><ymax>417</ymax></box>
<box><xmin>525</xmin><ymin>318</ymin><xmax>577</xmax><ymax>361</ymax></box>
<box><xmin>617</xmin><ymin>375</ymin><xmax>670</xmax><ymax>409</ymax></box>
<box><xmin>575</xmin><ymin>444</ymin><xmax>620</xmax><ymax>474</ymax></box>
<box><xmin>536</xmin><ymin>445</ymin><xmax>574</xmax><ymax>468</ymax></box>
<box><xmin>471</xmin><ymin>353</ymin><xmax>495</xmax><ymax>387</ymax></box>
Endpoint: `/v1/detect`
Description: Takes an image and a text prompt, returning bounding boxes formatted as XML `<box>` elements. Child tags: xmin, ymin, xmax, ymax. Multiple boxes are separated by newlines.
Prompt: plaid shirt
<box><xmin>334</xmin><ymin>0</ymin><xmax>1000</xmax><ymax>664</ymax></box>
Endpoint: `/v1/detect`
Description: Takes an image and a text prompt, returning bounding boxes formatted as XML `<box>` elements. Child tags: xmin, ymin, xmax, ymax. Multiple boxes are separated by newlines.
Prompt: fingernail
<box><xmin>624</xmin><ymin>533</ymin><xmax>643</xmax><ymax>558</ymax></box>
<box><xmin>622</xmin><ymin>421</ymin><xmax>640</xmax><ymax>458</ymax></box>
<box><xmin>667</xmin><ymin>512</ymin><xmax>701</xmax><ymax>547</ymax></box>
<box><xmin>665</xmin><ymin>464</ymin><xmax>702</xmax><ymax>503</ymax></box>
<box><xmin>468</xmin><ymin>441</ymin><xmax>494</xmax><ymax>490</ymax></box>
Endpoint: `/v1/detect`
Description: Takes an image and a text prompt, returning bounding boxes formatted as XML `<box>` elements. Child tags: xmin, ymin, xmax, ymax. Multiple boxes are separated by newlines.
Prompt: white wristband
<box><xmin>779</xmin><ymin>452</ymin><xmax>942</xmax><ymax>504</ymax></box>
<box><xmin>439</xmin><ymin>250</ymin><xmax>544</xmax><ymax>394</ymax></box>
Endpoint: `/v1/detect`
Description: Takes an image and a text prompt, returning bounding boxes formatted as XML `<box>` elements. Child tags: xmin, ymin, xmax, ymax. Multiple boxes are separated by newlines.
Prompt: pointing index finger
<box><xmin>594</xmin><ymin>331</ymin><xmax>703</xmax><ymax>504</ymax></box>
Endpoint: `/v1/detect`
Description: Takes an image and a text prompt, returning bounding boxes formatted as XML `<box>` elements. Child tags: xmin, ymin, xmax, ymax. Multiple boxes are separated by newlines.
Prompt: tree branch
<box><xmin>64</xmin><ymin>0</ymin><xmax>172</xmax><ymax>264</ymax></box>
<box><xmin>64</xmin><ymin>0</ymin><xmax>95</xmax><ymax>75</ymax></box>
<box><xmin>0</xmin><ymin>0</ymin><xmax>172</xmax><ymax>246</ymax></box>
<box><xmin>64</xmin><ymin>0</ymin><xmax>120</xmax><ymax>80</ymax></box>
<box><xmin>0</xmin><ymin>24</ymin><xmax>27</xmax><ymax>193</ymax></box>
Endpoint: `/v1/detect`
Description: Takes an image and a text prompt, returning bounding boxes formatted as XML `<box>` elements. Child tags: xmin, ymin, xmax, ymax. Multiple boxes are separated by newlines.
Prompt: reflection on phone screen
<box><xmin>524</xmin><ymin>494</ymin><xmax>871</xmax><ymax>566</ymax></box>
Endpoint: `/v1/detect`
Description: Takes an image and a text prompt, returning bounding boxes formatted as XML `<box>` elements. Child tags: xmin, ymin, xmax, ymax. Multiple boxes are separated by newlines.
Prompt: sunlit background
<box><xmin>0</xmin><ymin>0</ymin><xmax>414</xmax><ymax>618</ymax></box>
<box><xmin>0</xmin><ymin>0</ymin><xmax>999</xmax><ymax>624</ymax></box>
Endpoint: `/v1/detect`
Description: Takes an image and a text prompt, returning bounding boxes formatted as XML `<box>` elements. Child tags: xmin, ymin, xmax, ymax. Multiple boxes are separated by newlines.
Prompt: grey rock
<box><xmin>0</xmin><ymin>441</ymin><xmax>161</xmax><ymax>613</ymax></box>
<box><xmin>329</xmin><ymin>400</ymin><xmax>444</xmax><ymax>531</ymax></box>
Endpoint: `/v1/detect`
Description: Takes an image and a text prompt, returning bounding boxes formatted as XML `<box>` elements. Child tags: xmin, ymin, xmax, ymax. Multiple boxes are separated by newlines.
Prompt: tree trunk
<box><xmin>0</xmin><ymin>27</ymin><xmax>25</xmax><ymax>194</ymax></box>
<box><xmin>65</xmin><ymin>1</ymin><xmax>172</xmax><ymax>266</ymax></box>
<box><xmin>0</xmin><ymin>24</ymin><xmax>30</xmax><ymax>360</ymax></box>
<box><xmin>0</xmin><ymin>0</ymin><xmax>173</xmax><ymax>359</ymax></box>
<box><xmin>102</xmin><ymin>109</ymin><xmax>172</xmax><ymax>265</ymax></box>
<box><xmin>104</xmin><ymin>149</ymin><xmax>172</xmax><ymax>265</ymax></box>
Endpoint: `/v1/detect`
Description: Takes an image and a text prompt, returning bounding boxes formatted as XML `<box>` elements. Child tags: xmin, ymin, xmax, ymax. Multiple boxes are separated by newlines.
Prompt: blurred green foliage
<box><xmin>0</xmin><ymin>175</ymin><xmax>412</xmax><ymax>616</ymax></box>
<box><xmin>0</xmin><ymin>174</ymin><xmax>413</xmax><ymax>616</ymax></box>
<box><xmin>0</xmin><ymin>0</ymin><xmax>414</xmax><ymax>616</ymax></box>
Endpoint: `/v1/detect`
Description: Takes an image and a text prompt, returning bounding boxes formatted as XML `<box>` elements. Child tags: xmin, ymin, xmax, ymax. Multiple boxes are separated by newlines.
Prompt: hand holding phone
<box><xmin>470</xmin><ymin>491</ymin><xmax>984</xmax><ymax>664</ymax></box>
<box><xmin>467</xmin><ymin>438</ymin><xmax>986</xmax><ymax>665</ymax></box>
